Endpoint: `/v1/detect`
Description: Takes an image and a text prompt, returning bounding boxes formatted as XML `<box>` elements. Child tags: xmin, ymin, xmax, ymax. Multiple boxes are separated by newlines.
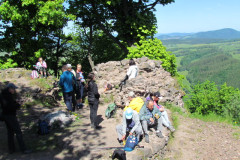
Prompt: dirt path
<box><xmin>164</xmin><ymin>115</ymin><xmax>240</xmax><ymax>160</ymax></box>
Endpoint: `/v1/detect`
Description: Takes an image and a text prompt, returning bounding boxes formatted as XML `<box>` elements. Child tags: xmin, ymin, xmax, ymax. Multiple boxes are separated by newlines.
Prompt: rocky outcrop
<box><xmin>95</xmin><ymin>57</ymin><xmax>184</xmax><ymax>108</ymax></box>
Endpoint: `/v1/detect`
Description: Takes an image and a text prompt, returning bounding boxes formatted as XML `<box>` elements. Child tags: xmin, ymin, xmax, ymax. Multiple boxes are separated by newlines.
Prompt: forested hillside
<box><xmin>163</xmin><ymin>39</ymin><xmax>240</xmax><ymax>89</ymax></box>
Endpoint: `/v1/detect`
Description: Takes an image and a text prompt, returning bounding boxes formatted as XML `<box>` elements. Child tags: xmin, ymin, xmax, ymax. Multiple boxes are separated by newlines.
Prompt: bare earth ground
<box><xmin>164</xmin><ymin>115</ymin><xmax>240</xmax><ymax>160</ymax></box>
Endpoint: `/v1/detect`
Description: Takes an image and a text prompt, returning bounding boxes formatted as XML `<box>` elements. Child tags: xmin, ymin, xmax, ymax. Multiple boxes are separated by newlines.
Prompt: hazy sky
<box><xmin>155</xmin><ymin>0</ymin><xmax>240</xmax><ymax>34</ymax></box>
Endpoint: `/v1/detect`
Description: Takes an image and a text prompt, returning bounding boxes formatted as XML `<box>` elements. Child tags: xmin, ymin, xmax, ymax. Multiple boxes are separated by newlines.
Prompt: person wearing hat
<box><xmin>139</xmin><ymin>100</ymin><xmax>164</xmax><ymax>143</ymax></box>
<box><xmin>0</xmin><ymin>83</ymin><xmax>31</xmax><ymax>154</ymax></box>
<box><xmin>59</xmin><ymin>65</ymin><xmax>76</xmax><ymax>111</ymax></box>
<box><xmin>67</xmin><ymin>64</ymin><xmax>76</xmax><ymax>77</ymax></box>
<box><xmin>146</xmin><ymin>91</ymin><xmax>175</xmax><ymax>132</ymax></box>
<box><xmin>124</xmin><ymin>91</ymin><xmax>144</xmax><ymax>113</ymax></box>
<box><xmin>116</xmin><ymin>108</ymin><xmax>142</xmax><ymax>145</ymax></box>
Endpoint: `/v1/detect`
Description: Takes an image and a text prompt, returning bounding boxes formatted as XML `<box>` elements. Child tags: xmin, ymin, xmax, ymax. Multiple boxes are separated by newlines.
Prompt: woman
<box><xmin>36</xmin><ymin>57</ymin><xmax>47</xmax><ymax>78</ymax></box>
<box><xmin>76</xmin><ymin>64</ymin><xmax>85</xmax><ymax>109</ymax></box>
<box><xmin>86</xmin><ymin>72</ymin><xmax>101</xmax><ymax>129</ymax></box>
<box><xmin>120</xmin><ymin>59</ymin><xmax>138</xmax><ymax>85</ymax></box>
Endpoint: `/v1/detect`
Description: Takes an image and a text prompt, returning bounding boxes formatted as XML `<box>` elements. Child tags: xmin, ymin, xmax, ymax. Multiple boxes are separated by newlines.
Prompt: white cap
<box><xmin>66</xmin><ymin>64</ymin><xmax>72</xmax><ymax>69</ymax></box>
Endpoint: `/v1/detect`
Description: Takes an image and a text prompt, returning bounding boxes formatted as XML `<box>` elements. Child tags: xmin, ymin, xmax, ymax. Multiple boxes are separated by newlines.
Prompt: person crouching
<box><xmin>116</xmin><ymin>108</ymin><xmax>142</xmax><ymax>145</ymax></box>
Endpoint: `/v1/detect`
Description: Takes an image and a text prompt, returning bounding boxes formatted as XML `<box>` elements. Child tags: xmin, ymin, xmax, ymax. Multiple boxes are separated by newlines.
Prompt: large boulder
<box><xmin>95</xmin><ymin>57</ymin><xmax>184</xmax><ymax>108</ymax></box>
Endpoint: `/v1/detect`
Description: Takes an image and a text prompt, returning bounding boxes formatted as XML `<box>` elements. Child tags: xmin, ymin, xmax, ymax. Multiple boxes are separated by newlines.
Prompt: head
<box><xmin>153</xmin><ymin>91</ymin><xmax>162</xmax><ymax>101</ymax></box>
<box><xmin>87</xmin><ymin>72</ymin><xmax>95</xmax><ymax>81</ymax></box>
<box><xmin>62</xmin><ymin>65</ymin><xmax>67</xmax><ymax>72</ymax></box>
<box><xmin>38</xmin><ymin>57</ymin><xmax>43</xmax><ymax>62</ymax></box>
<box><xmin>128</xmin><ymin>91</ymin><xmax>135</xmax><ymax>101</ymax></box>
<box><xmin>129</xmin><ymin>59</ymin><xmax>136</xmax><ymax>66</ymax></box>
<box><xmin>125</xmin><ymin>108</ymin><xmax>133</xmax><ymax>120</ymax></box>
<box><xmin>146</xmin><ymin>100</ymin><xmax>154</xmax><ymax>111</ymax></box>
<box><xmin>6</xmin><ymin>83</ymin><xmax>18</xmax><ymax>94</ymax></box>
<box><xmin>77</xmin><ymin>64</ymin><xmax>82</xmax><ymax>72</ymax></box>
<box><xmin>66</xmin><ymin>64</ymin><xmax>72</xmax><ymax>71</ymax></box>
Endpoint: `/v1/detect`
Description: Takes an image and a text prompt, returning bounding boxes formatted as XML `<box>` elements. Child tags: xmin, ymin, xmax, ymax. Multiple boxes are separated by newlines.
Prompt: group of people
<box><xmin>116</xmin><ymin>91</ymin><xmax>175</xmax><ymax>144</ymax></box>
<box><xmin>33</xmin><ymin>57</ymin><xmax>48</xmax><ymax>78</ymax></box>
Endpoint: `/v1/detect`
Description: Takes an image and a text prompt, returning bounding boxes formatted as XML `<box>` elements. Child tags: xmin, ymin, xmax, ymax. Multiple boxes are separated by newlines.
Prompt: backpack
<box><xmin>38</xmin><ymin>120</ymin><xmax>49</xmax><ymax>135</ymax></box>
<box><xmin>112</xmin><ymin>149</ymin><xmax>126</xmax><ymax>160</ymax></box>
<box><xmin>31</xmin><ymin>70</ymin><xmax>39</xmax><ymax>79</ymax></box>
<box><xmin>105</xmin><ymin>103</ymin><xmax>117</xmax><ymax>119</ymax></box>
<box><xmin>123</xmin><ymin>135</ymin><xmax>138</xmax><ymax>152</ymax></box>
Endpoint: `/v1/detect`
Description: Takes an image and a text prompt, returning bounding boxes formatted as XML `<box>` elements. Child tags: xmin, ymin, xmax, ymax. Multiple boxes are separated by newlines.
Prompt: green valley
<box><xmin>163</xmin><ymin>39</ymin><xmax>240</xmax><ymax>90</ymax></box>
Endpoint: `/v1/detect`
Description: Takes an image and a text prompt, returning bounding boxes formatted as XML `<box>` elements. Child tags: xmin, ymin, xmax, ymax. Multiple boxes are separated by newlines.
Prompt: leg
<box><xmin>156</xmin><ymin>117</ymin><xmax>163</xmax><ymax>132</ymax></box>
<box><xmin>4</xmin><ymin>115</ymin><xmax>26</xmax><ymax>152</ymax></box>
<box><xmin>161</xmin><ymin>111</ymin><xmax>171</xmax><ymax>127</ymax></box>
<box><xmin>72</xmin><ymin>91</ymin><xmax>76</xmax><ymax>111</ymax></box>
<box><xmin>134</xmin><ymin>125</ymin><xmax>143</xmax><ymax>141</ymax></box>
<box><xmin>89</xmin><ymin>101</ymin><xmax>99</xmax><ymax>127</ymax></box>
<box><xmin>141</xmin><ymin>120</ymin><xmax>149</xmax><ymax>135</ymax></box>
<box><xmin>116</xmin><ymin>124</ymin><xmax>124</xmax><ymax>140</ymax></box>
<box><xmin>63</xmin><ymin>92</ymin><xmax>73</xmax><ymax>111</ymax></box>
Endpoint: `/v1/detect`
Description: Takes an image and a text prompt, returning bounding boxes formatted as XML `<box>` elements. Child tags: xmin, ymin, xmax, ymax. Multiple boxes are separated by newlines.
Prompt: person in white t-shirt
<box><xmin>120</xmin><ymin>59</ymin><xmax>138</xmax><ymax>86</ymax></box>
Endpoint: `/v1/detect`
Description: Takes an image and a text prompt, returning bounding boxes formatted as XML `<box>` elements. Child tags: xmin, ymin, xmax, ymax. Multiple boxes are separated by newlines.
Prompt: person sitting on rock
<box><xmin>36</xmin><ymin>57</ymin><xmax>47</xmax><ymax>78</ymax></box>
<box><xmin>124</xmin><ymin>91</ymin><xmax>144</xmax><ymax>113</ymax></box>
<box><xmin>146</xmin><ymin>91</ymin><xmax>175</xmax><ymax>132</ymax></box>
<box><xmin>139</xmin><ymin>100</ymin><xmax>163</xmax><ymax>143</ymax></box>
<box><xmin>120</xmin><ymin>59</ymin><xmax>138</xmax><ymax>85</ymax></box>
<box><xmin>116</xmin><ymin>108</ymin><xmax>143</xmax><ymax>145</ymax></box>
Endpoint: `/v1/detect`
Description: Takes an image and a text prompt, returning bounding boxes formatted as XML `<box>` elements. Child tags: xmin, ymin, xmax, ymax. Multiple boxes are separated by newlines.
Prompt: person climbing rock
<box><xmin>86</xmin><ymin>72</ymin><xmax>101</xmax><ymax>129</ymax></box>
<box><xmin>116</xmin><ymin>108</ymin><xmax>143</xmax><ymax>145</ymax></box>
<box><xmin>120</xmin><ymin>59</ymin><xmax>138</xmax><ymax>87</ymax></box>
<box><xmin>0</xmin><ymin>83</ymin><xmax>31</xmax><ymax>154</ymax></box>
<box><xmin>139</xmin><ymin>100</ymin><xmax>163</xmax><ymax>143</ymax></box>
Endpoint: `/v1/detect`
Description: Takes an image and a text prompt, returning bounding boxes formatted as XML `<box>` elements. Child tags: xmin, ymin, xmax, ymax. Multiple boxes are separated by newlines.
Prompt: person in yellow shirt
<box><xmin>124</xmin><ymin>91</ymin><xmax>144</xmax><ymax>113</ymax></box>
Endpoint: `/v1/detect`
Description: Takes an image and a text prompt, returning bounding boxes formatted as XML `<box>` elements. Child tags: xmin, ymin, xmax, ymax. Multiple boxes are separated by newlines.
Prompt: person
<box><xmin>120</xmin><ymin>59</ymin><xmax>138</xmax><ymax>85</ymax></box>
<box><xmin>124</xmin><ymin>91</ymin><xmax>144</xmax><ymax>113</ymax></box>
<box><xmin>59</xmin><ymin>65</ymin><xmax>75</xmax><ymax>111</ymax></box>
<box><xmin>146</xmin><ymin>92</ymin><xmax>175</xmax><ymax>132</ymax></box>
<box><xmin>66</xmin><ymin>64</ymin><xmax>77</xmax><ymax>111</ymax></box>
<box><xmin>116</xmin><ymin>108</ymin><xmax>143</xmax><ymax>145</ymax></box>
<box><xmin>86</xmin><ymin>72</ymin><xmax>101</xmax><ymax>129</ymax></box>
<box><xmin>36</xmin><ymin>57</ymin><xmax>47</xmax><ymax>78</ymax></box>
<box><xmin>67</xmin><ymin>64</ymin><xmax>76</xmax><ymax>77</ymax></box>
<box><xmin>0</xmin><ymin>83</ymin><xmax>31</xmax><ymax>154</ymax></box>
<box><xmin>76</xmin><ymin>64</ymin><xmax>85</xmax><ymax>109</ymax></box>
<box><xmin>139</xmin><ymin>100</ymin><xmax>163</xmax><ymax>143</ymax></box>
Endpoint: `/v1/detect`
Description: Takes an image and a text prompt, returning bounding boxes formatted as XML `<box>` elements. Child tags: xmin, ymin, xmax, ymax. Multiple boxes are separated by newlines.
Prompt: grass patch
<box><xmin>232</xmin><ymin>132</ymin><xmax>240</xmax><ymax>140</ymax></box>
<box><xmin>188</xmin><ymin>112</ymin><xmax>233</xmax><ymax>124</ymax></box>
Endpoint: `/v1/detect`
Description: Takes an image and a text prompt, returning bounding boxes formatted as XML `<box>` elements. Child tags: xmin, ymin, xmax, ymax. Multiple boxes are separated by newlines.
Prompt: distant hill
<box><xmin>157</xmin><ymin>28</ymin><xmax>240</xmax><ymax>40</ymax></box>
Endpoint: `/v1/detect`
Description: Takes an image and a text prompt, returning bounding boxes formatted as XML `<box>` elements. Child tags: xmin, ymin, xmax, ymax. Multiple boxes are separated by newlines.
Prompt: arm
<box><xmin>59</xmin><ymin>75</ymin><xmax>64</xmax><ymax>87</ymax></box>
<box><xmin>139</xmin><ymin>104</ymin><xmax>149</xmax><ymax>121</ymax></box>
<box><xmin>94</xmin><ymin>82</ymin><xmax>100</xmax><ymax>99</ymax></box>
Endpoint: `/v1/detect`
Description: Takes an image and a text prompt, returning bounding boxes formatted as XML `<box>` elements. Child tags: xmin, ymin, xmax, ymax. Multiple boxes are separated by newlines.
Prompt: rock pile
<box><xmin>95</xmin><ymin>57</ymin><xmax>184</xmax><ymax>107</ymax></box>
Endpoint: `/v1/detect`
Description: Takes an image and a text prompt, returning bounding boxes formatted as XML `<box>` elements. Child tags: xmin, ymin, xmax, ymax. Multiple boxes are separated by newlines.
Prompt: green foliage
<box><xmin>0</xmin><ymin>58</ymin><xmax>18</xmax><ymax>69</ymax></box>
<box><xmin>127</xmin><ymin>38</ymin><xmax>177</xmax><ymax>76</ymax></box>
<box><xmin>186</xmin><ymin>80</ymin><xmax>240</xmax><ymax>124</ymax></box>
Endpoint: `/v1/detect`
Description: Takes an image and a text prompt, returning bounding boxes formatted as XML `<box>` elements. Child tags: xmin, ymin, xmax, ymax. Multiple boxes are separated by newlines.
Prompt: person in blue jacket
<box><xmin>59</xmin><ymin>65</ymin><xmax>76</xmax><ymax>111</ymax></box>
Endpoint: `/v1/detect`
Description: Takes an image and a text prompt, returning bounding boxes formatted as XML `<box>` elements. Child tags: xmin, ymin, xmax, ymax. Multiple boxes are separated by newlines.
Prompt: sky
<box><xmin>155</xmin><ymin>0</ymin><xmax>240</xmax><ymax>34</ymax></box>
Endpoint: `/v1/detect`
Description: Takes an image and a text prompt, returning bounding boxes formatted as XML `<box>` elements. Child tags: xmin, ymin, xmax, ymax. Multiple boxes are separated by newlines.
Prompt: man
<box><xmin>151</xmin><ymin>91</ymin><xmax>175</xmax><ymax>132</ymax></box>
<box><xmin>59</xmin><ymin>65</ymin><xmax>75</xmax><ymax>111</ymax></box>
<box><xmin>0</xmin><ymin>83</ymin><xmax>31</xmax><ymax>154</ymax></box>
<box><xmin>124</xmin><ymin>91</ymin><xmax>144</xmax><ymax>113</ymax></box>
<box><xmin>66</xmin><ymin>64</ymin><xmax>77</xmax><ymax>110</ymax></box>
<box><xmin>116</xmin><ymin>108</ymin><xmax>142</xmax><ymax>144</ymax></box>
<box><xmin>139</xmin><ymin>100</ymin><xmax>163</xmax><ymax>143</ymax></box>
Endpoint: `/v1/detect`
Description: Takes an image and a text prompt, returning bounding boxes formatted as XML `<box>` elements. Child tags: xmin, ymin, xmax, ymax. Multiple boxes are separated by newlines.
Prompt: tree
<box><xmin>0</xmin><ymin>0</ymin><xmax>74</xmax><ymax>75</ymax></box>
<box><xmin>68</xmin><ymin>0</ymin><xmax>175</xmax><ymax>55</ymax></box>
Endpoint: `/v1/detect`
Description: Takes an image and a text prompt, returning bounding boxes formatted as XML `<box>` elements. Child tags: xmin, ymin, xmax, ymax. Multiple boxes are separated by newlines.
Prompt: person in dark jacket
<box><xmin>0</xmin><ymin>83</ymin><xmax>31</xmax><ymax>154</ymax></box>
<box><xmin>86</xmin><ymin>72</ymin><xmax>101</xmax><ymax>129</ymax></box>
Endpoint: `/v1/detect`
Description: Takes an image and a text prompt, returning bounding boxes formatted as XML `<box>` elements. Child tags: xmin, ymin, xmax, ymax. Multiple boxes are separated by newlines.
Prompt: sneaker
<box><xmin>117</xmin><ymin>139</ymin><xmax>123</xmax><ymax>145</ymax></box>
<box><xmin>156</xmin><ymin>131</ymin><xmax>164</xmax><ymax>138</ymax></box>
<box><xmin>145</xmin><ymin>134</ymin><xmax>149</xmax><ymax>143</ymax></box>
<box><xmin>169</xmin><ymin>126</ymin><xmax>175</xmax><ymax>132</ymax></box>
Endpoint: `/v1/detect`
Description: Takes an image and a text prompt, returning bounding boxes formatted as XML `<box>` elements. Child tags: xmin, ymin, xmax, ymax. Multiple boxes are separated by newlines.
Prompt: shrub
<box><xmin>127</xmin><ymin>38</ymin><xmax>177</xmax><ymax>76</ymax></box>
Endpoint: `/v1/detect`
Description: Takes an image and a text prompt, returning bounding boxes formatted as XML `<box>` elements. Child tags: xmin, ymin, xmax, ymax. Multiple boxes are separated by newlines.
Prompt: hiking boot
<box><xmin>145</xmin><ymin>134</ymin><xmax>149</xmax><ymax>143</ymax></box>
<box><xmin>117</xmin><ymin>139</ymin><xmax>123</xmax><ymax>145</ymax></box>
<box><xmin>168</xmin><ymin>126</ymin><xmax>175</xmax><ymax>132</ymax></box>
<box><xmin>156</xmin><ymin>131</ymin><xmax>164</xmax><ymax>138</ymax></box>
<box><xmin>94</xmin><ymin>125</ymin><xmax>102</xmax><ymax>130</ymax></box>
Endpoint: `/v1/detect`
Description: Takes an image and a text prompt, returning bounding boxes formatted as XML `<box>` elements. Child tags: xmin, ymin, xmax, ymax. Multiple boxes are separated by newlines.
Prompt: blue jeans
<box><xmin>63</xmin><ymin>91</ymin><xmax>73</xmax><ymax>111</ymax></box>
